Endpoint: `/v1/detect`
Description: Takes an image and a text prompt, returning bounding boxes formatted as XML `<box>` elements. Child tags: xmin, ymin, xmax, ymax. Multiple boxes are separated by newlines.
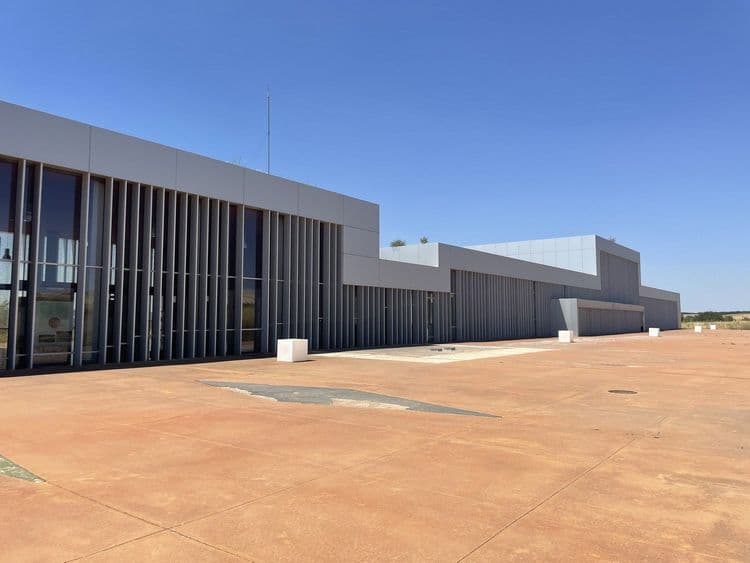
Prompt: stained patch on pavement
<box><xmin>0</xmin><ymin>454</ymin><xmax>44</xmax><ymax>483</ymax></box>
<box><xmin>202</xmin><ymin>381</ymin><xmax>499</xmax><ymax>418</ymax></box>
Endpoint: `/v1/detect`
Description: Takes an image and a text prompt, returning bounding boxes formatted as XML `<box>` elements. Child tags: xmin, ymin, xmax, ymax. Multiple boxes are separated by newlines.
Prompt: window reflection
<box><xmin>0</xmin><ymin>160</ymin><xmax>17</xmax><ymax>289</ymax></box>
<box><xmin>34</xmin><ymin>282</ymin><xmax>75</xmax><ymax>366</ymax></box>
<box><xmin>34</xmin><ymin>168</ymin><xmax>81</xmax><ymax>366</ymax></box>
<box><xmin>40</xmin><ymin>169</ymin><xmax>80</xmax><ymax>266</ymax></box>
<box><xmin>0</xmin><ymin>288</ymin><xmax>9</xmax><ymax>365</ymax></box>
<box><xmin>241</xmin><ymin>208</ymin><xmax>263</xmax><ymax>355</ymax></box>
<box><xmin>241</xmin><ymin>278</ymin><xmax>261</xmax><ymax>355</ymax></box>
<box><xmin>0</xmin><ymin>155</ymin><xmax>273</xmax><ymax>370</ymax></box>
<box><xmin>82</xmin><ymin>268</ymin><xmax>101</xmax><ymax>363</ymax></box>
<box><xmin>242</xmin><ymin>278</ymin><xmax>261</xmax><ymax>330</ymax></box>
<box><xmin>20</xmin><ymin>164</ymin><xmax>34</xmax><ymax>262</ymax></box>
<box><xmin>87</xmin><ymin>178</ymin><xmax>105</xmax><ymax>267</ymax></box>
<box><xmin>243</xmin><ymin>208</ymin><xmax>262</xmax><ymax>278</ymax></box>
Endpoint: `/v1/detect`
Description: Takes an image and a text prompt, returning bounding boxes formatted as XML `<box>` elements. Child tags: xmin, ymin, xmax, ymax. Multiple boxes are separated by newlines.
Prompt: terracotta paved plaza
<box><xmin>0</xmin><ymin>330</ymin><xmax>748</xmax><ymax>561</ymax></box>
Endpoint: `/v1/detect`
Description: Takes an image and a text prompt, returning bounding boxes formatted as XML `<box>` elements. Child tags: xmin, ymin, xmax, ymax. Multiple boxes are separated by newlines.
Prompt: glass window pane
<box><xmin>0</xmin><ymin>260</ymin><xmax>10</xmax><ymax>285</ymax></box>
<box><xmin>134</xmin><ymin>270</ymin><xmax>144</xmax><ymax>338</ymax></box>
<box><xmin>241</xmin><ymin>330</ymin><xmax>258</xmax><ymax>354</ymax></box>
<box><xmin>226</xmin><ymin>277</ymin><xmax>235</xmax><ymax>327</ymax></box>
<box><xmin>86</xmin><ymin>178</ymin><xmax>105</xmax><ymax>266</ymax></box>
<box><xmin>0</xmin><ymin>288</ymin><xmax>9</xmax><ymax>368</ymax></box>
<box><xmin>226</xmin><ymin>330</ymin><xmax>236</xmax><ymax>355</ymax></box>
<box><xmin>41</xmin><ymin>168</ymin><xmax>81</xmax><ymax>265</ymax></box>
<box><xmin>162</xmin><ymin>191</ymin><xmax>172</xmax><ymax>273</ymax></box>
<box><xmin>208</xmin><ymin>200</ymin><xmax>216</xmax><ymax>273</ymax></box>
<box><xmin>278</xmin><ymin>215</ymin><xmax>286</xmax><ymax>281</ymax></box>
<box><xmin>107</xmin><ymin>278</ymin><xmax>116</xmax><ymax>354</ymax></box>
<box><xmin>42</xmin><ymin>264</ymin><xmax>77</xmax><ymax>284</ymax></box>
<box><xmin>227</xmin><ymin>205</ymin><xmax>237</xmax><ymax>276</ymax></box>
<box><xmin>242</xmin><ymin>278</ymin><xmax>261</xmax><ymax>330</ymax></box>
<box><xmin>0</xmin><ymin>160</ymin><xmax>17</xmax><ymax>267</ymax></box>
<box><xmin>187</xmin><ymin>196</ymin><xmax>198</xmax><ymax>275</ymax></box>
<box><xmin>137</xmin><ymin>184</ymin><xmax>147</xmax><ymax>270</ymax></box>
<box><xmin>243</xmin><ymin>208</ymin><xmax>262</xmax><ymax>278</ymax></box>
<box><xmin>120</xmin><ymin>274</ymin><xmax>129</xmax><ymax>352</ymax></box>
<box><xmin>15</xmin><ymin>285</ymin><xmax>28</xmax><ymax>360</ymax></box>
<box><xmin>110</xmin><ymin>180</ymin><xmax>120</xmax><ymax>270</ymax></box>
<box><xmin>175</xmin><ymin>193</ymin><xmax>187</xmax><ymax>273</ymax></box>
<box><xmin>20</xmin><ymin>164</ymin><xmax>34</xmax><ymax>262</ymax></box>
<box><xmin>34</xmin><ymin>282</ymin><xmax>75</xmax><ymax>366</ymax></box>
<box><xmin>82</xmin><ymin>351</ymin><xmax>98</xmax><ymax>364</ymax></box>
<box><xmin>150</xmin><ymin>188</ymin><xmax>157</xmax><ymax>253</ymax></box>
<box><xmin>124</xmin><ymin>183</ymin><xmax>136</xmax><ymax>269</ymax></box>
<box><xmin>82</xmin><ymin>268</ymin><xmax>101</xmax><ymax>355</ymax></box>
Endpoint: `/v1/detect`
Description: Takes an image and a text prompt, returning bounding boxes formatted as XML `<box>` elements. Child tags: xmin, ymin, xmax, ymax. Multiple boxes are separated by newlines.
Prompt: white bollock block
<box><xmin>558</xmin><ymin>330</ymin><xmax>574</xmax><ymax>343</ymax></box>
<box><xmin>277</xmin><ymin>339</ymin><xmax>308</xmax><ymax>362</ymax></box>
<box><xmin>709</xmin><ymin>324</ymin><xmax>717</xmax><ymax>331</ymax></box>
<box><xmin>648</xmin><ymin>327</ymin><xmax>660</xmax><ymax>337</ymax></box>
<box><xmin>694</xmin><ymin>325</ymin><xmax>702</xmax><ymax>333</ymax></box>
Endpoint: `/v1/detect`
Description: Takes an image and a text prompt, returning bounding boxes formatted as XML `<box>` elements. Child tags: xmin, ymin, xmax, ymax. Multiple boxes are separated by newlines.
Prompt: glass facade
<box><xmin>241</xmin><ymin>208</ymin><xmax>263</xmax><ymax>354</ymax></box>
<box><xmin>83</xmin><ymin>177</ymin><xmax>105</xmax><ymax>363</ymax></box>
<box><xmin>243</xmin><ymin>208</ymin><xmax>262</xmax><ymax>278</ymax></box>
<box><xmin>34</xmin><ymin>168</ymin><xmax>81</xmax><ymax>366</ymax></box>
<box><xmin>0</xmin><ymin>153</ymin><xmax>344</xmax><ymax>375</ymax></box>
<box><xmin>0</xmin><ymin>159</ymin><xmax>16</xmax><ymax>366</ymax></box>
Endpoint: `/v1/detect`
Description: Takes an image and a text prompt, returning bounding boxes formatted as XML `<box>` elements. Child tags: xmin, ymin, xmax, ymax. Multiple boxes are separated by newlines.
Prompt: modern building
<box><xmin>0</xmin><ymin>100</ymin><xmax>680</xmax><ymax>374</ymax></box>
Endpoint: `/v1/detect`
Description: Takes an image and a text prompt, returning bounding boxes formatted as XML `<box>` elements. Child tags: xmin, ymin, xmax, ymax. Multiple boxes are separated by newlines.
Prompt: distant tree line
<box><xmin>682</xmin><ymin>312</ymin><xmax>737</xmax><ymax>322</ymax></box>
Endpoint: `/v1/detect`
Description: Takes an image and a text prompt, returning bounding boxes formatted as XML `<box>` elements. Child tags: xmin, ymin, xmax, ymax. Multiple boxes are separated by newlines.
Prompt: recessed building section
<box><xmin>551</xmin><ymin>298</ymin><xmax>647</xmax><ymax>337</ymax></box>
<box><xmin>0</xmin><ymin>100</ymin><xmax>681</xmax><ymax>374</ymax></box>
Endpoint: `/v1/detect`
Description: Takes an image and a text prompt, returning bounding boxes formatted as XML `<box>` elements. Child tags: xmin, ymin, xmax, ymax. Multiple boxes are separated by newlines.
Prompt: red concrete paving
<box><xmin>0</xmin><ymin>329</ymin><xmax>748</xmax><ymax>561</ymax></box>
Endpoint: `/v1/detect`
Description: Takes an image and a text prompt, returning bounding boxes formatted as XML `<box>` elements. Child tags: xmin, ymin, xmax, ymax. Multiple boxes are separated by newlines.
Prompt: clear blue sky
<box><xmin>1</xmin><ymin>1</ymin><xmax>747</xmax><ymax>311</ymax></box>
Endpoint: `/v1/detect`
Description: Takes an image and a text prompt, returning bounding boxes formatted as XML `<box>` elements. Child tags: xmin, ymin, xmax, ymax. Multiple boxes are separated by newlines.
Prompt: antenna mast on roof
<box><xmin>266</xmin><ymin>86</ymin><xmax>271</xmax><ymax>174</ymax></box>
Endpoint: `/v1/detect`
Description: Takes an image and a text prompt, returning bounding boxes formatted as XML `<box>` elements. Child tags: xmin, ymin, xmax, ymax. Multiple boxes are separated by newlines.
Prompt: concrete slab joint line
<box><xmin>456</xmin><ymin>437</ymin><xmax>638</xmax><ymax>561</ymax></box>
<box><xmin>0</xmin><ymin>453</ymin><xmax>44</xmax><ymax>483</ymax></box>
<box><xmin>202</xmin><ymin>381</ymin><xmax>500</xmax><ymax>418</ymax></box>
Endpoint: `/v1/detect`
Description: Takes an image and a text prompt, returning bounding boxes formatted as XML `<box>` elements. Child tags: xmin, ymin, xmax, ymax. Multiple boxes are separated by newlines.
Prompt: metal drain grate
<box><xmin>608</xmin><ymin>389</ymin><xmax>637</xmax><ymax>394</ymax></box>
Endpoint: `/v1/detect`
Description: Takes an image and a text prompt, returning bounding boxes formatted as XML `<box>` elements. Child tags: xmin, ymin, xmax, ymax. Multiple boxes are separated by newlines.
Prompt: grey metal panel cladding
<box><xmin>2</xmin><ymin>101</ymin><xmax>380</xmax><ymax>228</ymax></box>
<box><xmin>562</xmin><ymin>251</ymin><xmax>639</xmax><ymax>305</ymax></box>
<box><xmin>0</xmin><ymin>152</ymin><xmax>354</xmax><ymax>374</ymax></box>
<box><xmin>0</xmin><ymin>105</ymin><xmax>682</xmax><ymax>373</ymax></box>
<box><xmin>534</xmin><ymin>282</ymin><xmax>565</xmax><ymax>337</ymax></box>
<box><xmin>640</xmin><ymin>296</ymin><xmax>680</xmax><ymax>330</ymax></box>
<box><xmin>261</xmin><ymin>216</ymin><xmax>344</xmax><ymax>354</ymax></box>
<box><xmin>3</xmin><ymin>102</ymin><xmax>682</xmax><ymax>315</ymax></box>
<box><xmin>562</xmin><ymin>284</ymin><xmax>600</xmax><ymax>301</ymax></box>
<box><xmin>578</xmin><ymin>307</ymin><xmax>643</xmax><ymax>336</ymax></box>
<box><xmin>451</xmin><ymin>270</ymin><xmax>536</xmax><ymax>341</ymax></box>
<box><xmin>598</xmin><ymin>252</ymin><xmax>639</xmax><ymax>305</ymax></box>
<box><xmin>340</xmin><ymin>285</ymin><xmax>451</xmax><ymax>348</ymax></box>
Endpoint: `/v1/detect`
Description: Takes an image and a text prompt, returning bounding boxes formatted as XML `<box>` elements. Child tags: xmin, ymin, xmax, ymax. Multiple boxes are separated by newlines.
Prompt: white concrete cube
<box><xmin>709</xmin><ymin>324</ymin><xmax>717</xmax><ymax>331</ymax></box>
<box><xmin>277</xmin><ymin>339</ymin><xmax>308</xmax><ymax>362</ymax></box>
<box><xmin>694</xmin><ymin>325</ymin><xmax>702</xmax><ymax>333</ymax></box>
<box><xmin>648</xmin><ymin>327</ymin><xmax>660</xmax><ymax>337</ymax></box>
<box><xmin>558</xmin><ymin>330</ymin><xmax>574</xmax><ymax>343</ymax></box>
